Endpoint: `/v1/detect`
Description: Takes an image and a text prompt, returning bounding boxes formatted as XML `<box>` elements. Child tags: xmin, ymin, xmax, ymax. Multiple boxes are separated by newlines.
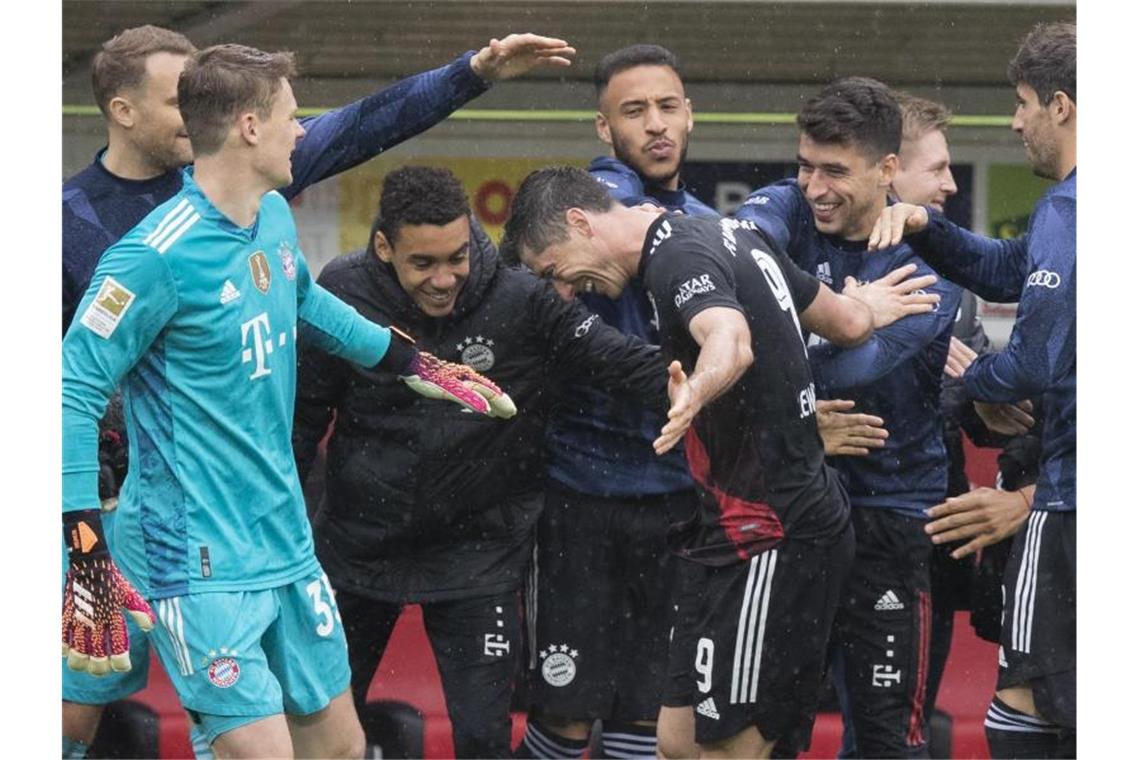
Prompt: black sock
<box><xmin>984</xmin><ymin>696</ymin><xmax>1062</xmax><ymax>758</ymax></box>
<box><xmin>601</xmin><ymin>722</ymin><xmax>657</xmax><ymax>759</ymax></box>
<box><xmin>515</xmin><ymin>721</ymin><xmax>589</xmax><ymax>759</ymax></box>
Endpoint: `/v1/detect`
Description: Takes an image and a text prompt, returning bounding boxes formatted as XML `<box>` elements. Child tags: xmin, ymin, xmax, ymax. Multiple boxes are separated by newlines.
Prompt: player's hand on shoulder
<box><xmin>815</xmin><ymin>398</ymin><xmax>888</xmax><ymax>456</ymax></box>
<box><xmin>842</xmin><ymin>263</ymin><xmax>939</xmax><ymax>329</ymax></box>
<box><xmin>868</xmin><ymin>202</ymin><xmax>929</xmax><ymax>251</ymax></box>
<box><xmin>470</xmin><ymin>33</ymin><xmax>576</xmax><ymax>82</ymax></box>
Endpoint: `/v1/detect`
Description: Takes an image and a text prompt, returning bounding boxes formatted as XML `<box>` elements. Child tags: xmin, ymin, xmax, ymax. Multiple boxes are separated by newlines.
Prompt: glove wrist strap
<box><xmin>375</xmin><ymin>325</ymin><xmax>417</xmax><ymax>374</ymax></box>
<box><xmin>63</xmin><ymin>509</ymin><xmax>109</xmax><ymax>560</ymax></box>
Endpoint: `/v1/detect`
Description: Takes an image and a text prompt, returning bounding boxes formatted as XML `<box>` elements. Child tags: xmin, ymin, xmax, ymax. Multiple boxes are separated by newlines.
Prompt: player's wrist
<box><xmin>375</xmin><ymin>325</ymin><xmax>417</xmax><ymax>374</ymax></box>
<box><xmin>63</xmin><ymin>508</ymin><xmax>109</xmax><ymax>561</ymax></box>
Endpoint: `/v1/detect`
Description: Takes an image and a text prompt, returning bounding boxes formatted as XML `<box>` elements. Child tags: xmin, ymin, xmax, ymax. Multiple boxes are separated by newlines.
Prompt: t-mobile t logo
<box><xmin>240</xmin><ymin>312</ymin><xmax>274</xmax><ymax>379</ymax></box>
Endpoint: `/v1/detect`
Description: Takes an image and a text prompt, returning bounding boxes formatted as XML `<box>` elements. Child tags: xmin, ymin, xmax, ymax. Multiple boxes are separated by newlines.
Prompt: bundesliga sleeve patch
<box><xmin>80</xmin><ymin>276</ymin><xmax>136</xmax><ymax>339</ymax></box>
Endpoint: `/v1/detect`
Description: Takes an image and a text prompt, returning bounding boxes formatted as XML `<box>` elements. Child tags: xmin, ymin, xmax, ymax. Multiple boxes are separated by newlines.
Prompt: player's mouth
<box><xmin>811</xmin><ymin>200</ymin><xmax>841</xmax><ymax>222</ymax></box>
<box><xmin>646</xmin><ymin>139</ymin><xmax>675</xmax><ymax>160</ymax></box>
<box><xmin>420</xmin><ymin>288</ymin><xmax>457</xmax><ymax>311</ymax></box>
<box><xmin>929</xmin><ymin>199</ymin><xmax>946</xmax><ymax>212</ymax></box>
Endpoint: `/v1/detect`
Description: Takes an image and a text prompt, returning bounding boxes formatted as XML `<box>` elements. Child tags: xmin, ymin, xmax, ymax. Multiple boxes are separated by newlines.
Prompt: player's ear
<box><xmin>596</xmin><ymin>112</ymin><xmax>613</xmax><ymax>146</ymax></box>
<box><xmin>684</xmin><ymin>97</ymin><xmax>694</xmax><ymax>134</ymax></box>
<box><xmin>237</xmin><ymin>111</ymin><xmax>259</xmax><ymax>146</ymax></box>
<box><xmin>879</xmin><ymin>153</ymin><xmax>899</xmax><ymax>187</ymax></box>
<box><xmin>1051</xmin><ymin>91</ymin><xmax>1075</xmax><ymax>126</ymax></box>
<box><xmin>374</xmin><ymin>230</ymin><xmax>396</xmax><ymax>264</ymax></box>
<box><xmin>565</xmin><ymin>207</ymin><xmax>592</xmax><ymax>237</ymax></box>
<box><xmin>107</xmin><ymin>95</ymin><xmax>135</xmax><ymax>129</ymax></box>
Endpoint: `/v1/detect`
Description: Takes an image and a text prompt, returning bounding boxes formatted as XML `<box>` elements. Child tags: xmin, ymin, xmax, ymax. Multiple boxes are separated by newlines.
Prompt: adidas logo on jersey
<box><xmin>874</xmin><ymin>590</ymin><xmax>905</xmax><ymax>611</ymax></box>
<box><xmin>816</xmin><ymin>262</ymin><xmax>833</xmax><ymax>285</ymax></box>
<box><xmin>696</xmin><ymin>697</ymin><xmax>721</xmax><ymax>720</ymax></box>
<box><xmin>649</xmin><ymin>219</ymin><xmax>673</xmax><ymax>256</ymax></box>
<box><xmin>220</xmin><ymin>280</ymin><xmax>242</xmax><ymax>305</ymax></box>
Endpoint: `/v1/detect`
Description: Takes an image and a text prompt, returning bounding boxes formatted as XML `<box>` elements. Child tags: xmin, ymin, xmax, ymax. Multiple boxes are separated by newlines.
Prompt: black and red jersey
<box><xmin>639</xmin><ymin>213</ymin><xmax>850</xmax><ymax>565</ymax></box>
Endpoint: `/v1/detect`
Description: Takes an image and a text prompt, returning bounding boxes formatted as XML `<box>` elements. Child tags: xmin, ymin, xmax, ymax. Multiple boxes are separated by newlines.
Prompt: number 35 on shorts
<box><xmin>306</xmin><ymin>573</ymin><xmax>342</xmax><ymax>637</ymax></box>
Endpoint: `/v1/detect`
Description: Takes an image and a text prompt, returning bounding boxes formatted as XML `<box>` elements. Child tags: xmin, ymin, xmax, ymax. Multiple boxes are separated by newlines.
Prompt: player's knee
<box><xmin>340</xmin><ymin>722</ymin><xmax>367</xmax><ymax>759</ymax></box>
<box><xmin>62</xmin><ymin>701</ymin><xmax>104</xmax><ymax>745</ymax></box>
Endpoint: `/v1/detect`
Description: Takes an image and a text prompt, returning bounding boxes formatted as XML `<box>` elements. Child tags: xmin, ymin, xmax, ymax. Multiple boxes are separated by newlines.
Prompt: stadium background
<box><xmin>61</xmin><ymin>2</ymin><xmax>1074</xmax><ymax>757</ymax></box>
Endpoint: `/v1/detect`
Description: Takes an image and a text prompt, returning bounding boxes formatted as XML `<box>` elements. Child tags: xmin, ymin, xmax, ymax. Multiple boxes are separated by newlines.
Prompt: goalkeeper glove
<box><xmin>62</xmin><ymin>509</ymin><xmax>155</xmax><ymax>675</ymax></box>
<box><xmin>378</xmin><ymin>326</ymin><xmax>517</xmax><ymax>419</ymax></box>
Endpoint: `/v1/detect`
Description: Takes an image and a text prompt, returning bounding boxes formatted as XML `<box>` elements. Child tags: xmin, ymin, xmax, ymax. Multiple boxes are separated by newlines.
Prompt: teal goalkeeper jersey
<box><xmin>63</xmin><ymin>171</ymin><xmax>393</xmax><ymax>599</ymax></box>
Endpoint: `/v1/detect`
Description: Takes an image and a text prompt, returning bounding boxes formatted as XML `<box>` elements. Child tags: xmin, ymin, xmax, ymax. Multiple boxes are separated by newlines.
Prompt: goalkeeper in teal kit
<box><xmin>61</xmin><ymin>44</ymin><xmax>512</xmax><ymax>757</ymax></box>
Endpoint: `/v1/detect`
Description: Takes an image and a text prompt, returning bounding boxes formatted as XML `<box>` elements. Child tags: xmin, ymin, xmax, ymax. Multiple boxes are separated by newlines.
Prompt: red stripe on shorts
<box><xmin>907</xmin><ymin>589</ymin><xmax>932</xmax><ymax>746</ymax></box>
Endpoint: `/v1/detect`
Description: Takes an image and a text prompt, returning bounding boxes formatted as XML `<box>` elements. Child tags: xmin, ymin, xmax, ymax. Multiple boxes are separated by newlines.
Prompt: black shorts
<box><xmin>337</xmin><ymin>588</ymin><xmax>522</xmax><ymax>758</ymax></box>
<box><xmin>996</xmin><ymin>510</ymin><xmax>1076</xmax><ymax>729</ymax></box>
<box><xmin>527</xmin><ymin>485</ymin><xmax>697</xmax><ymax>722</ymax></box>
<box><xmin>831</xmin><ymin>507</ymin><xmax>933</xmax><ymax>758</ymax></box>
<box><xmin>671</xmin><ymin>526</ymin><xmax>854</xmax><ymax>749</ymax></box>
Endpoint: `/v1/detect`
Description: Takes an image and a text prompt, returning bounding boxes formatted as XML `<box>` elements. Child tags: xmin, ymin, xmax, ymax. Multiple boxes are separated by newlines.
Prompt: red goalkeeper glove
<box><xmin>62</xmin><ymin>509</ymin><xmax>156</xmax><ymax>675</ymax></box>
<box><xmin>377</xmin><ymin>326</ymin><xmax>517</xmax><ymax>418</ymax></box>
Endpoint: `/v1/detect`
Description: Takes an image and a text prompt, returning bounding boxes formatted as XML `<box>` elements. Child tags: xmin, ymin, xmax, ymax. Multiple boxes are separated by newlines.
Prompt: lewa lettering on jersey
<box><xmin>675</xmin><ymin>274</ymin><xmax>717</xmax><ymax>307</ymax></box>
<box><xmin>249</xmin><ymin>251</ymin><xmax>272</xmax><ymax>294</ymax></box>
<box><xmin>80</xmin><ymin>276</ymin><xmax>136</xmax><ymax>338</ymax></box>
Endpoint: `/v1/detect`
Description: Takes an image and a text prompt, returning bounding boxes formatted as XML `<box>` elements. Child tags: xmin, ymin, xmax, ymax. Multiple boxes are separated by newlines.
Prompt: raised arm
<box><xmin>283</xmin><ymin>34</ymin><xmax>574</xmax><ymax>197</ymax></box>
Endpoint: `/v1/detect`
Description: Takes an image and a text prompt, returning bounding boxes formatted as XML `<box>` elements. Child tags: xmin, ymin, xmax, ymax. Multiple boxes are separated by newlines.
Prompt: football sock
<box><xmin>984</xmin><ymin>696</ymin><xmax>1062</xmax><ymax>758</ymax></box>
<box><xmin>601</xmin><ymin>722</ymin><xmax>657</xmax><ymax>758</ymax></box>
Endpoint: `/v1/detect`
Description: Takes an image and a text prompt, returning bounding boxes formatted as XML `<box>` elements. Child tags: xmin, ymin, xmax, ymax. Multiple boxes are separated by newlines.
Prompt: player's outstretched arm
<box><xmin>62</xmin><ymin>510</ymin><xmax>155</xmax><ymax>676</ymax></box>
<box><xmin>654</xmin><ymin>307</ymin><xmax>752</xmax><ymax>455</ymax></box>
<box><xmin>925</xmin><ymin>485</ymin><xmax>1034</xmax><ymax>559</ymax></box>
<box><xmin>469</xmin><ymin>33</ymin><xmax>575</xmax><ymax>81</ymax></box>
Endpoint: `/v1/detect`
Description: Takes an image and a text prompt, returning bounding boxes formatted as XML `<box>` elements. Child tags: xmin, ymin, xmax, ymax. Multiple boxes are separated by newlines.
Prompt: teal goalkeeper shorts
<box><xmin>148</xmin><ymin>568</ymin><xmax>351</xmax><ymax>744</ymax></box>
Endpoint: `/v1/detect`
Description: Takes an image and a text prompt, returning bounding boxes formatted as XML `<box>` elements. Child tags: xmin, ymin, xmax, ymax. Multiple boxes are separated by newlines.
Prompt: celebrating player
<box><xmin>293</xmin><ymin>165</ymin><xmax>671</xmax><ymax>758</ymax></box>
<box><xmin>61</xmin><ymin>24</ymin><xmax>573</xmax><ymax>759</ymax></box>
<box><xmin>62</xmin><ymin>44</ymin><xmax>514</xmax><ymax>758</ymax></box>
<box><xmin>502</xmin><ymin>165</ymin><xmax>938</xmax><ymax>758</ymax></box>
<box><xmin>869</xmin><ymin>21</ymin><xmax>1076</xmax><ymax>757</ymax></box>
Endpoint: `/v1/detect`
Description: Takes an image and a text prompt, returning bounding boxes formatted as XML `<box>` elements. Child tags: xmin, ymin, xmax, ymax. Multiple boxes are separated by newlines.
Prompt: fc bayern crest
<box><xmin>249</xmin><ymin>251</ymin><xmax>272</xmax><ymax>294</ymax></box>
<box><xmin>278</xmin><ymin>241</ymin><xmax>297</xmax><ymax>281</ymax></box>
<box><xmin>207</xmin><ymin>656</ymin><xmax>241</xmax><ymax>688</ymax></box>
<box><xmin>539</xmin><ymin>643</ymin><xmax>579</xmax><ymax>687</ymax></box>
<box><xmin>456</xmin><ymin>335</ymin><xmax>495</xmax><ymax>372</ymax></box>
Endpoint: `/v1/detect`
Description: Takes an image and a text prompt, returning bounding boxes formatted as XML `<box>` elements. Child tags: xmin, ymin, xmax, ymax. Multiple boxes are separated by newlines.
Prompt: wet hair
<box><xmin>797</xmin><ymin>76</ymin><xmax>902</xmax><ymax>161</ymax></box>
<box><xmin>1007</xmin><ymin>21</ymin><xmax>1076</xmax><ymax>105</ymax></box>
<box><xmin>177</xmin><ymin>44</ymin><xmax>296</xmax><ymax>156</ymax></box>
<box><xmin>892</xmin><ymin>90</ymin><xmax>952</xmax><ymax>143</ymax></box>
<box><xmin>594</xmin><ymin>44</ymin><xmax>682</xmax><ymax>99</ymax></box>
<box><xmin>91</xmin><ymin>25</ymin><xmax>196</xmax><ymax>117</ymax></box>
<box><xmin>370</xmin><ymin>165</ymin><xmax>470</xmax><ymax>248</ymax></box>
<box><xmin>500</xmin><ymin>166</ymin><xmax>616</xmax><ymax>264</ymax></box>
